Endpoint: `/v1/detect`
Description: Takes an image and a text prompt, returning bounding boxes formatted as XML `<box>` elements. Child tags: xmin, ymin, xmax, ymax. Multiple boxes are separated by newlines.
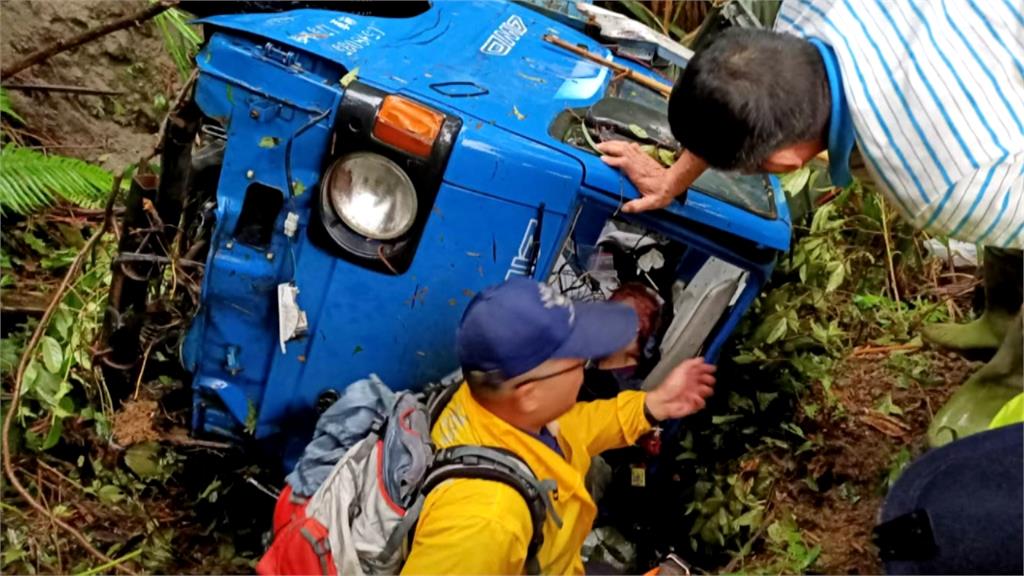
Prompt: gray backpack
<box><xmin>262</xmin><ymin>373</ymin><xmax>561</xmax><ymax>576</ymax></box>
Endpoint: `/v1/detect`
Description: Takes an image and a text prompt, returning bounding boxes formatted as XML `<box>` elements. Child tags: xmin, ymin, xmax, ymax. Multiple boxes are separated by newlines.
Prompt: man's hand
<box><xmin>644</xmin><ymin>358</ymin><xmax>717</xmax><ymax>421</ymax></box>
<box><xmin>597</xmin><ymin>141</ymin><xmax>710</xmax><ymax>214</ymax></box>
<box><xmin>596</xmin><ymin>141</ymin><xmax>676</xmax><ymax>213</ymax></box>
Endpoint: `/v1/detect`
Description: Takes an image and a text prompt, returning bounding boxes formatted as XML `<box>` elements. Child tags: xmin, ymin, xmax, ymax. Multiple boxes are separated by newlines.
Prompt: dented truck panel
<box><xmin>182</xmin><ymin>1</ymin><xmax>792</xmax><ymax>456</ymax></box>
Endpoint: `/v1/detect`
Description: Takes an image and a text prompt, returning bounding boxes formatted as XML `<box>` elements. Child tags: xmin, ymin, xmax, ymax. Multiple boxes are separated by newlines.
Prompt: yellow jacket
<box><xmin>401</xmin><ymin>383</ymin><xmax>653</xmax><ymax>575</ymax></box>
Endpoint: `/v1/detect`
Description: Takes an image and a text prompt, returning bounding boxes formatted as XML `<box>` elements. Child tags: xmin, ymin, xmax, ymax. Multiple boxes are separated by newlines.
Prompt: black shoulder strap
<box><xmin>420</xmin><ymin>445</ymin><xmax>561</xmax><ymax>575</ymax></box>
<box><xmin>413</xmin><ymin>376</ymin><xmax>559</xmax><ymax>574</ymax></box>
<box><xmin>425</xmin><ymin>379</ymin><xmax>461</xmax><ymax>425</ymax></box>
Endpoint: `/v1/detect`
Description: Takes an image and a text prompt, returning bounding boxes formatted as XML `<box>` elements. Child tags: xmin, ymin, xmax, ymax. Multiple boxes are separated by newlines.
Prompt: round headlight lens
<box><xmin>323</xmin><ymin>152</ymin><xmax>417</xmax><ymax>240</ymax></box>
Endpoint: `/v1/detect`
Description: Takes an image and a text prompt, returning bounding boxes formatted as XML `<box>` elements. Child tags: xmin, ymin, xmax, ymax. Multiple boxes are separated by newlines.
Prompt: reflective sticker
<box><xmin>630</xmin><ymin>465</ymin><xmax>646</xmax><ymax>487</ymax></box>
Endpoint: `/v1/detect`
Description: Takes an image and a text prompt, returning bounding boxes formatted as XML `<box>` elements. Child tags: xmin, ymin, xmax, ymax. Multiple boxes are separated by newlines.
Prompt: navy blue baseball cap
<box><xmin>457</xmin><ymin>277</ymin><xmax>639</xmax><ymax>383</ymax></box>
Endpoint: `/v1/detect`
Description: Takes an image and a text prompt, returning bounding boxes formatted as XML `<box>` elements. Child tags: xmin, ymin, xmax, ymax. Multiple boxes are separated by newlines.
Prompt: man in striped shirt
<box><xmin>597</xmin><ymin>0</ymin><xmax>1022</xmax><ymax>443</ymax></box>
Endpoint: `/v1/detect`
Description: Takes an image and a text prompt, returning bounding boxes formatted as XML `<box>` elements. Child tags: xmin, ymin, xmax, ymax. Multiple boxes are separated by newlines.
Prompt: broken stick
<box><xmin>542</xmin><ymin>34</ymin><xmax>673</xmax><ymax>98</ymax></box>
<box><xmin>1</xmin><ymin>0</ymin><xmax>179</xmax><ymax>80</ymax></box>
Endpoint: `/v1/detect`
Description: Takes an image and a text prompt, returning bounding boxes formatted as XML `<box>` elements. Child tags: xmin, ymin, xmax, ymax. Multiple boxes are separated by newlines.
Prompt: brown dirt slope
<box><xmin>1</xmin><ymin>0</ymin><xmax>180</xmax><ymax>169</ymax></box>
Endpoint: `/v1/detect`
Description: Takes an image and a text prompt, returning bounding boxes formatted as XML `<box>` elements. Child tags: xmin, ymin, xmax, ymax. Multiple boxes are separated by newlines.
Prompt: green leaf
<box><xmin>340</xmin><ymin>66</ymin><xmax>360</xmax><ymax>88</ymax></box>
<box><xmin>810</xmin><ymin>321</ymin><xmax>829</xmax><ymax>344</ymax></box>
<box><xmin>801</xmin><ymin>545</ymin><xmax>822</xmax><ymax>570</ymax></box>
<box><xmin>31</xmin><ymin>369</ymin><xmax>71</xmax><ymax>409</ymax></box>
<box><xmin>810</xmin><ymin>202</ymin><xmax>835</xmax><ymax>234</ymax></box>
<box><xmin>52</xmin><ymin>395</ymin><xmax>75</xmax><ymax>419</ymax></box>
<box><xmin>0</xmin><ymin>87</ymin><xmax>24</xmax><ymax>124</ymax></box>
<box><xmin>53</xmin><ymin>307</ymin><xmax>73</xmax><ymax>339</ymax></box>
<box><xmin>627</xmin><ymin>123</ymin><xmax>649</xmax><ymax>139</ymax></box>
<box><xmin>766</xmin><ymin>316</ymin><xmax>788</xmax><ymax>344</ymax></box>
<box><xmin>779</xmin><ymin>166</ymin><xmax>811</xmax><ymax>196</ymax></box>
<box><xmin>125</xmin><ymin>442</ymin><xmax>163</xmax><ymax>479</ymax></box>
<box><xmin>40</xmin><ymin>336</ymin><xmax>63</xmax><ymax>374</ymax></box>
<box><xmin>712</xmin><ymin>414</ymin><xmax>743</xmax><ymax>425</ymax></box>
<box><xmin>734</xmin><ymin>507</ymin><xmax>764</xmax><ymax>528</ymax></box>
<box><xmin>97</xmin><ymin>484</ymin><xmax>126</xmax><ymax>505</ymax></box>
<box><xmin>876</xmin><ymin>392</ymin><xmax>903</xmax><ymax>416</ymax></box>
<box><xmin>782</xmin><ymin>422</ymin><xmax>806</xmax><ymax>438</ymax></box>
<box><xmin>732</xmin><ymin>352</ymin><xmax>758</xmax><ymax>365</ymax></box>
<box><xmin>40</xmin><ymin>417</ymin><xmax>64</xmax><ymax>451</ymax></box>
<box><xmin>258</xmin><ymin>136</ymin><xmax>280</xmax><ymax>149</ymax></box>
<box><xmin>154</xmin><ymin>8</ymin><xmax>201</xmax><ymax>80</ymax></box>
<box><xmin>657</xmin><ymin>147</ymin><xmax>676</xmax><ymax>167</ymax></box>
<box><xmin>826</xmin><ymin>263</ymin><xmax>846</xmax><ymax>293</ymax></box>
<box><xmin>0</xmin><ymin>144</ymin><xmax>112</xmax><ymax>215</ymax></box>
<box><xmin>756</xmin><ymin>391</ymin><xmax>778</xmax><ymax>411</ymax></box>
<box><xmin>802</xmin><ymin>475</ymin><xmax>819</xmax><ymax>492</ymax></box>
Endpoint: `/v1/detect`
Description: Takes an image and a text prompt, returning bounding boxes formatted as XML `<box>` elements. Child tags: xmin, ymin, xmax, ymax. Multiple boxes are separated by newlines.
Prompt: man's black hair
<box><xmin>669</xmin><ymin>28</ymin><xmax>831</xmax><ymax>172</ymax></box>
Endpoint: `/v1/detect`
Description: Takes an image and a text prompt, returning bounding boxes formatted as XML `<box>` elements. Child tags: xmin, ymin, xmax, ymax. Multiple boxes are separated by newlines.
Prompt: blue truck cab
<box><xmin>172</xmin><ymin>0</ymin><xmax>791</xmax><ymax>457</ymax></box>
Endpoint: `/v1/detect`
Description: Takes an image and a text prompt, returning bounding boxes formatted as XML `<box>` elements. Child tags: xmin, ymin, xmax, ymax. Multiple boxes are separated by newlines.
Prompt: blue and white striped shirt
<box><xmin>775</xmin><ymin>0</ymin><xmax>1024</xmax><ymax>247</ymax></box>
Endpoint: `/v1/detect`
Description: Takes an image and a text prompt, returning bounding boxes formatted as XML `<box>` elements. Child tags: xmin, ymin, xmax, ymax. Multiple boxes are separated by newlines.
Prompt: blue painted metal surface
<box><xmin>183</xmin><ymin>1</ymin><xmax>793</xmax><ymax>454</ymax></box>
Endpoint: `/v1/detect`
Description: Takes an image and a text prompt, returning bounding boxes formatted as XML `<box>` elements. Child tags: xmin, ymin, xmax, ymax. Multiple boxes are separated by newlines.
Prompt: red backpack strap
<box><xmin>272</xmin><ymin>484</ymin><xmax>309</xmax><ymax>534</ymax></box>
<box><xmin>258</xmin><ymin>515</ymin><xmax>337</xmax><ymax>576</ymax></box>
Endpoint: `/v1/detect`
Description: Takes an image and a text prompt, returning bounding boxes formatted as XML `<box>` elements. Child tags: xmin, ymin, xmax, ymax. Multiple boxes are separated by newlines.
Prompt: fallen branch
<box><xmin>850</xmin><ymin>343</ymin><xmax>922</xmax><ymax>357</ymax></box>
<box><xmin>1</xmin><ymin>171</ymin><xmax>136</xmax><ymax>574</ymax></box>
<box><xmin>543</xmin><ymin>34</ymin><xmax>672</xmax><ymax>97</ymax></box>
<box><xmin>162</xmin><ymin>432</ymin><xmax>235</xmax><ymax>451</ymax></box>
<box><xmin>0</xmin><ymin>291</ymin><xmax>51</xmax><ymax>314</ymax></box>
<box><xmin>1</xmin><ymin>0</ymin><xmax>179</xmax><ymax>79</ymax></box>
<box><xmin>2</xmin><ymin>82</ymin><xmax>124</xmax><ymax>96</ymax></box>
<box><xmin>859</xmin><ymin>413</ymin><xmax>911</xmax><ymax>437</ymax></box>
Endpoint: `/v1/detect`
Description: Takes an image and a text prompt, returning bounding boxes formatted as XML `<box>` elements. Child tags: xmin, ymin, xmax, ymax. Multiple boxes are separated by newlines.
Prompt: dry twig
<box><xmin>0</xmin><ymin>172</ymin><xmax>135</xmax><ymax>574</ymax></box>
<box><xmin>879</xmin><ymin>198</ymin><xmax>901</xmax><ymax>304</ymax></box>
<box><xmin>1</xmin><ymin>0</ymin><xmax>179</xmax><ymax>79</ymax></box>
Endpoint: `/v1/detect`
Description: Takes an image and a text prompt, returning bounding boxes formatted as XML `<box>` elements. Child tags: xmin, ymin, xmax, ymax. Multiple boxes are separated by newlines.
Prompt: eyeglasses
<box><xmin>514</xmin><ymin>361</ymin><xmax>589</xmax><ymax>389</ymax></box>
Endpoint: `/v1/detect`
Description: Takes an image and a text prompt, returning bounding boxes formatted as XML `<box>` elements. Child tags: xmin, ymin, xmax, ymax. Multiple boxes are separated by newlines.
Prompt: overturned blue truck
<box><xmin>102</xmin><ymin>0</ymin><xmax>789</xmax><ymax>504</ymax></box>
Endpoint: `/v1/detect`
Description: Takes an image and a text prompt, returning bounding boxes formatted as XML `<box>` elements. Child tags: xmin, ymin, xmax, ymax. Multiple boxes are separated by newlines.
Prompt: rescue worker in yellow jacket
<box><xmin>401</xmin><ymin>278</ymin><xmax>717</xmax><ymax>575</ymax></box>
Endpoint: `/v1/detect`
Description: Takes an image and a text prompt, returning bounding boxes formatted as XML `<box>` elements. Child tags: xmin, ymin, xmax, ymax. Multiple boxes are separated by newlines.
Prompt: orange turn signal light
<box><xmin>372</xmin><ymin>95</ymin><xmax>444</xmax><ymax>159</ymax></box>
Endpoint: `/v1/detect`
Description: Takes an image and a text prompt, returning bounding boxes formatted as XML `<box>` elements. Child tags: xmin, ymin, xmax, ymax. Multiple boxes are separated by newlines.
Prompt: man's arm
<box><xmin>561</xmin><ymin>359</ymin><xmax>717</xmax><ymax>456</ymax></box>
<box><xmin>401</xmin><ymin>479</ymin><xmax>532</xmax><ymax>575</ymax></box>
<box><xmin>595</xmin><ymin>142</ymin><xmax>709</xmax><ymax>213</ymax></box>
<box><xmin>559</xmin><ymin>390</ymin><xmax>653</xmax><ymax>457</ymax></box>
<box><xmin>918</xmin><ymin>152</ymin><xmax>1024</xmax><ymax>249</ymax></box>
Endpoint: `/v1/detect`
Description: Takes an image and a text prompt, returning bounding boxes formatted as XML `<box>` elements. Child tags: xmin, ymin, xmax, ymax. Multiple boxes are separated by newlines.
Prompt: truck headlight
<box><xmin>322</xmin><ymin>152</ymin><xmax>417</xmax><ymax>240</ymax></box>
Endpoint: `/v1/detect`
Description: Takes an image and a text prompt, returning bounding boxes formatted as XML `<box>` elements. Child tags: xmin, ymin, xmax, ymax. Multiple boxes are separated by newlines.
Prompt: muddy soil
<box><xmin>758</xmin><ymin>349</ymin><xmax>976</xmax><ymax>574</ymax></box>
<box><xmin>1</xmin><ymin>0</ymin><xmax>180</xmax><ymax>171</ymax></box>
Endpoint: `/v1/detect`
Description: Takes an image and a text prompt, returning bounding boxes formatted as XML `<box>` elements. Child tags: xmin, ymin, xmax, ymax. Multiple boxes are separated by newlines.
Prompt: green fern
<box><xmin>0</xmin><ymin>145</ymin><xmax>113</xmax><ymax>215</ymax></box>
<box><xmin>0</xmin><ymin>88</ymin><xmax>25</xmax><ymax>124</ymax></box>
<box><xmin>154</xmin><ymin>7</ymin><xmax>202</xmax><ymax>80</ymax></box>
